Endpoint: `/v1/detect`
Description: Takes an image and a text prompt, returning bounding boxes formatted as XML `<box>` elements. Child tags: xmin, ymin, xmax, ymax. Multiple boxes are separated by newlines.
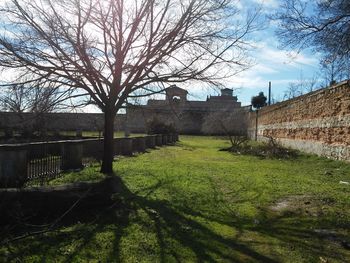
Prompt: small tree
<box><xmin>251</xmin><ymin>92</ymin><xmax>267</xmax><ymax>110</ymax></box>
<box><xmin>319</xmin><ymin>55</ymin><xmax>350</xmax><ymax>87</ymax></box>
<box><xmin>251</xmin><ymin>92</ymin><xmax>267</xmax><ymax>141</ymax></box>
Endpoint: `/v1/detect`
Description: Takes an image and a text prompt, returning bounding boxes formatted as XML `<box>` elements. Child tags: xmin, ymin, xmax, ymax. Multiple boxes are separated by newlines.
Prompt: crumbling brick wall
<box><xmin>248</xmin><ymin>80</ymin><xmax>350</xmax><ymax>161</ymax></box>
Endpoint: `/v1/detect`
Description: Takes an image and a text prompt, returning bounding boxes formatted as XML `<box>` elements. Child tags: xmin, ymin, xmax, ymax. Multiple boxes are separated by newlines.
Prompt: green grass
<box><xmin>1</xmin><ymin>136</ymin><xmax>350</xmax><ymax>262</ymax></box>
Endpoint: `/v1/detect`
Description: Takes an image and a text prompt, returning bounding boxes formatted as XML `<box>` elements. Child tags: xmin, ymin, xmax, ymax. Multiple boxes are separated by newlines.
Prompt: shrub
<box><xmin>224</xmin><ymin>136</ymin><xmax>298</xmax><ymax>159</ymax></box>
<box><xmin>146</xmin><ymin>118</ymin><xmax>176</xmax><ymax>135</ymax></box>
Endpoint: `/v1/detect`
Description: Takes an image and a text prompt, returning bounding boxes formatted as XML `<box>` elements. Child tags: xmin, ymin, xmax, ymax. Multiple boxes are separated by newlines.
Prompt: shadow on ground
<box><xmin>1</xmin><ymin>174</ymin><xmax>349</xmax><ymax>262</ymax></box>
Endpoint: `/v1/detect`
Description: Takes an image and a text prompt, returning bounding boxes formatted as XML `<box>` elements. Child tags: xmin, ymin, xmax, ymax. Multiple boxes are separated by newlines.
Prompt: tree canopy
<box><xmin>273</xmin><ymin>0</ymin><xmax>350</xmax><ymax>82</ymax></box>
<box><xmin>251</xmin><ymin>92</ymin><xmax>267</xmax><ymax>110</ymax></box>
<box><xmin>0</xmin><ymin>0</ymin><xmax>259</xmax><ymax>172</ymax></box>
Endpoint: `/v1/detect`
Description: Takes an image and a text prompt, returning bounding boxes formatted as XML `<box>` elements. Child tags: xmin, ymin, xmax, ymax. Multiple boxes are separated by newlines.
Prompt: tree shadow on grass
<box><xmin>2</xmin><ymin>174</ymin><xmax>349</xmax><ymax>262</ymax></box>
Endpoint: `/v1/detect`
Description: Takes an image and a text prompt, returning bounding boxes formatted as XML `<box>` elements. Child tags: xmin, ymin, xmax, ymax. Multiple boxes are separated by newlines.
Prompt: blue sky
<box><xmin>184</xmin><ymin>0</ymin><xmax>322</xmax><ymax>106</ymax></box>
<box><xmin>91</xmin><ymin>0</ymin><xmax>321</xmax><ymax>112</ymax></box>
<box><xmin>0</xmin><ymin>0</ymin><xmax>323</xmax><ymax>112</ymax></box>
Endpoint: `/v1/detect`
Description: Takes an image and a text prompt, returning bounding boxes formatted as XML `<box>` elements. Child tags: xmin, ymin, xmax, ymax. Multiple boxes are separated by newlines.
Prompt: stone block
<box><xmin>132</xmin><ymin>137</ymin><xmax>146</xmax><ymax>152</ymax></box>
<box><xmin>167</xmin><ymin>134</ymin><xmax>173</xmax><ymax>144</ymax></box>
<box><xmin>0</xmin><ymin>146</ymin><xmax>27</xmax><ymax>188</ymax></box>
<box><xmin>82</xmin><ymin>139</ymin><xmax>104</xmax><ymax>160</ymax></box>
<box><xmin>162</xmin><ymin>134</ymin><xmax>168</xmax><ymax>145</ymax></box>
<box><xmin>76</xmin><ymin>130</ymin><xmax>83</xmax><ymax>138</ymax></box>
<box><xmin>155</xmin><ymin>135</ymin><xmax>163</xmax><ymax>146</ymax></box>
<box><xmin>61</xmin><ymin>142</ymin><xmax>83</xmax><ymax>170</ymax></box>
<box><xmin>114</xmin><ymin>138</ymin><xmax>122</xmax><ymax>155</ymax></box>
<box><xmin>145</xmin><ymin>135</ymin><xmax>156</xmax><ymax>149</ymax></box>
<box><xmin>120</xmin><ymin>138</ymin><xmax>133</xmax><ymax>156</ymax></box>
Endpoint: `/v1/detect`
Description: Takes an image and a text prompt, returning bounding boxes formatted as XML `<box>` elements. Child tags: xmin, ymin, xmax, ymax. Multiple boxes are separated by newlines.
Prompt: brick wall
<box><xmin>248</xmin><ymin>80</ymin><xmax>350</xmax><ymax>161</ymax></box>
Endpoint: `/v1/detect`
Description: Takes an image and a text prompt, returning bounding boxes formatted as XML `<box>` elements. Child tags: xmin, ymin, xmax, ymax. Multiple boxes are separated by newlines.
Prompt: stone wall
<box><xmin>0</xmin><ymin>112</ymin><xmax>126</xmax><ymax>132</ymax></box>
<box><xmin>127</xmin><ymin>106</ymin><xmax>250</xmax><ymax>134</ymax></box>
<box><xmin>0</xmin><ymin>134</ymin><xmax>178</xmax><ymax>188</ymax></box>
<box><xmin>3</xmin><ymin>80</ymin><xmax>350</xmax><ymax>161</ymax></box>
<box><xmin>248</xmin><ymin>80</ymin><xmax>350</xmax><ymax>161</ymax></box>
<box><xmin>126</xmin><ymin>107</ymin><xmax>206</xmax><ymax>134</ymax></box>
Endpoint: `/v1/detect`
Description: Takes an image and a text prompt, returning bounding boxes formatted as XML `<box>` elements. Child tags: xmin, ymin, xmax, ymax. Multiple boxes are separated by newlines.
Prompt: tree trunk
<box><xmin>101</xmin><ymin>108</ymin><xmax>116</xmax><ymax>174</ymax></box>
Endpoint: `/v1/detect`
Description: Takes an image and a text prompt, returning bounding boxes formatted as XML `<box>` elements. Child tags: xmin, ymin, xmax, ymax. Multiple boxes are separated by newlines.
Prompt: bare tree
<box><xmin>0</xmin><ymin>82</ymin><xmax>77</xmax><ymax>114</ymax></box>
<box><xmin>283</xmin><ymin>82</ymin><xmax>302</xmax><ymax>100</ymax></box>
<box><xmin>319</xmin><ymin>55</ymin><xmax>350</xmax><ymax>87</ymax></box>
<box><xmin>273</xmin><ymin>0</ymin><xmax>350</xmax><ymax>91</ymax></box>
<box><xmin>0</xmin><ymin>76</ymin><xmax>83</xmax><ymax>135</ymax></box>
<box><xmin>283</xmin><ymin>73</ymin><xmax>319</xmax><ymax>100</ymax></box>
<box><xmin>273</xmin><ymin>0</ymin><xmax>350</xmax><ymax>79</ymax></box>
<box><xmin>0</xmin><ymin>0</ymin><xmax>259</xmax><ymax>173</ymax></box>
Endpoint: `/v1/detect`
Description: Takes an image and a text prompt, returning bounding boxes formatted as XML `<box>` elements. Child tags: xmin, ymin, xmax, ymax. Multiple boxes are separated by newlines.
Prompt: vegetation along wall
<box><xmin>248</xmin><ymin>80</ymin><xmax>350</xmax><ymax>161</ymax></box>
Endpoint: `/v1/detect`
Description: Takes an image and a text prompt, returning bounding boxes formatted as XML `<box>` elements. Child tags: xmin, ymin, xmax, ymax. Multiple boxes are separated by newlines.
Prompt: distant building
<box><xmin>126</xmin><ymin>85</ymin><xmax>249</xmax><ymax>134</ymax></box>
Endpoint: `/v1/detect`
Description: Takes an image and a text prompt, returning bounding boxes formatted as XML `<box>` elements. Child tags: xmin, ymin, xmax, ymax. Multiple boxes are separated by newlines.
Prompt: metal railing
<box><xmin>26</xmin><ymin>142</ymin><xmax>63</xmax><ymax>184</ymax></box>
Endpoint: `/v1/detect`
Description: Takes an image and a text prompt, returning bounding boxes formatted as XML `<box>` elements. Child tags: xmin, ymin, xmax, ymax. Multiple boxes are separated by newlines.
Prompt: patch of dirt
<box><xmin>269</xmin><ymin>195</ymin><xmax>333</xmax><ymax>217</ymax></box>
<box><xmin>313</xmin><ymin>229</ymin><xmax>350</xmax><ymax>250</ymax></box>
<box><xmin>269</xmin><ymin>195</ymin><xmax>350</xmax><ymax>250</ymax></box>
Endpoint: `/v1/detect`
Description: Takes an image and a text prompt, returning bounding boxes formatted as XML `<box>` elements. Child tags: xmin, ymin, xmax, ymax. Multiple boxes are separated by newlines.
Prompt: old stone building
<box><xmin>126</xmin><ymin>85</ymin><xmax>249</xmax><ymax>134</ymax></box>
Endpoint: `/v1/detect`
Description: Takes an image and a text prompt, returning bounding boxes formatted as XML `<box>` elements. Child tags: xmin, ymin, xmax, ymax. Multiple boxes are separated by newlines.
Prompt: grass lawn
<box><xmin>1</xmin><ymin>136</ymin><xmax>350</xmax><ymax>262</ymax></box>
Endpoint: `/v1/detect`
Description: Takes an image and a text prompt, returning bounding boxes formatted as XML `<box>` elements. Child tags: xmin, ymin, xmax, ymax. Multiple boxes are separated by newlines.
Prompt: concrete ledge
<box><xmin>83</xmin><ymin>139</ymin><xmax>104</xmax><ymax>160</ymax></box>
<box><xmin>61</xmin><ymin>141</ymin><xmax>83</xmax><ymax>170</ymax></box>
<box><xmin>167</xmin><ymin>134</ymin><xmax>173</xmax><ymax>144</ymax></box>
<box><xmin>132</xmin><ymin>137</ymin><xmax>146</xmax><ymax>153</ymax></box>
<box><xmin>119</xmin><ymin>138</ymin><xmax>133</xmax><ymax>156</ymax></box>
<box><xmin>155</xmin><ymin>135</ymin><xmax>163</xmax><ymax>146</ymax></box>
<box><xmin>0</xmin><ymin>134</ymin><xmax>177</xmax><ymax>188</ymax></box>
<box><xmin>0</xmin><ymin>149</ymin><xmax>27</xmax><ymax>188</ymax></box>
<box><xmin>145</xmin><ymin>135</ymin><xmax>156</xmax><ymax>149</ymax></box>
<box><xmin>113</xmin><ymin>138</ymin><xmax>122</xmax><ymax>155</ymax></box>
<box><xmin>162</xmin><ymin>134</ymin><xmax>168</xmax><ymax>145</ymax></box>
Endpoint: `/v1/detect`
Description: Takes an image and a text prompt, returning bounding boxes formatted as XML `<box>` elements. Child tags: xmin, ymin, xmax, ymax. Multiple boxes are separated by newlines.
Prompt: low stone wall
<box><xmin>0</xmin><ymin>134</ymin><xmax>179</xmax><ymax>188</ymax></box>
<box><xmin>248</xmin><ymin>80</ymin><xmax>350</xmax><ymax>161</ymax></box>
<box><xmin>0</xmin><ymin>177</ymin><xmax>122</xmax><ymax>226</ymax></box>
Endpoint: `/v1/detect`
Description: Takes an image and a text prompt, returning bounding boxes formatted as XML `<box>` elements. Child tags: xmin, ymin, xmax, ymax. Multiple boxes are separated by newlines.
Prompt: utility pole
<box><xmin>255</xmin><ymin>110</ymin><xmax>258</xmax><ymax>141</ymax></box>
<box><xmin>268</xmin><ymin>81</ymin><xmax>271</xmax><ymax>105</ymax></box>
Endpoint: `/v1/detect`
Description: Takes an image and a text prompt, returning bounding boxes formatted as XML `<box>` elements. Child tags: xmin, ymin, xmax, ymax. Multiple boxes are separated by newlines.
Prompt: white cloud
<box><xmin>252</xmin><ymin>0</ymin><xmax>279</xmax><ymax>8</ymax></box>
<box><xmin>252</xmin><ymin>64</ymin><xmax>278</xmax><ymax>74</ymax></box>
<box><xmin>255</xmin><ymin>44</ymin><xmax>319</xmax><ymax>68</ymax></box>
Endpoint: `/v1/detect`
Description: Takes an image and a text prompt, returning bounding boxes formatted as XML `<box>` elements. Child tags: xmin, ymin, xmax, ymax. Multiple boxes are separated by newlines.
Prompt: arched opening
<box><xmin>172</xmin><ymin>96</ymin><xmax>181</xmax><ymax>103</ymax></box>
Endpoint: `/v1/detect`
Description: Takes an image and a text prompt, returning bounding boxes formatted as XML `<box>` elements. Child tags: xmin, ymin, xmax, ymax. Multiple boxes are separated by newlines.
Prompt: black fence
<box><xmin>27</xmin><ymin>142</ymin><xmax>63</xmax><ymax>184</ymax></box>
